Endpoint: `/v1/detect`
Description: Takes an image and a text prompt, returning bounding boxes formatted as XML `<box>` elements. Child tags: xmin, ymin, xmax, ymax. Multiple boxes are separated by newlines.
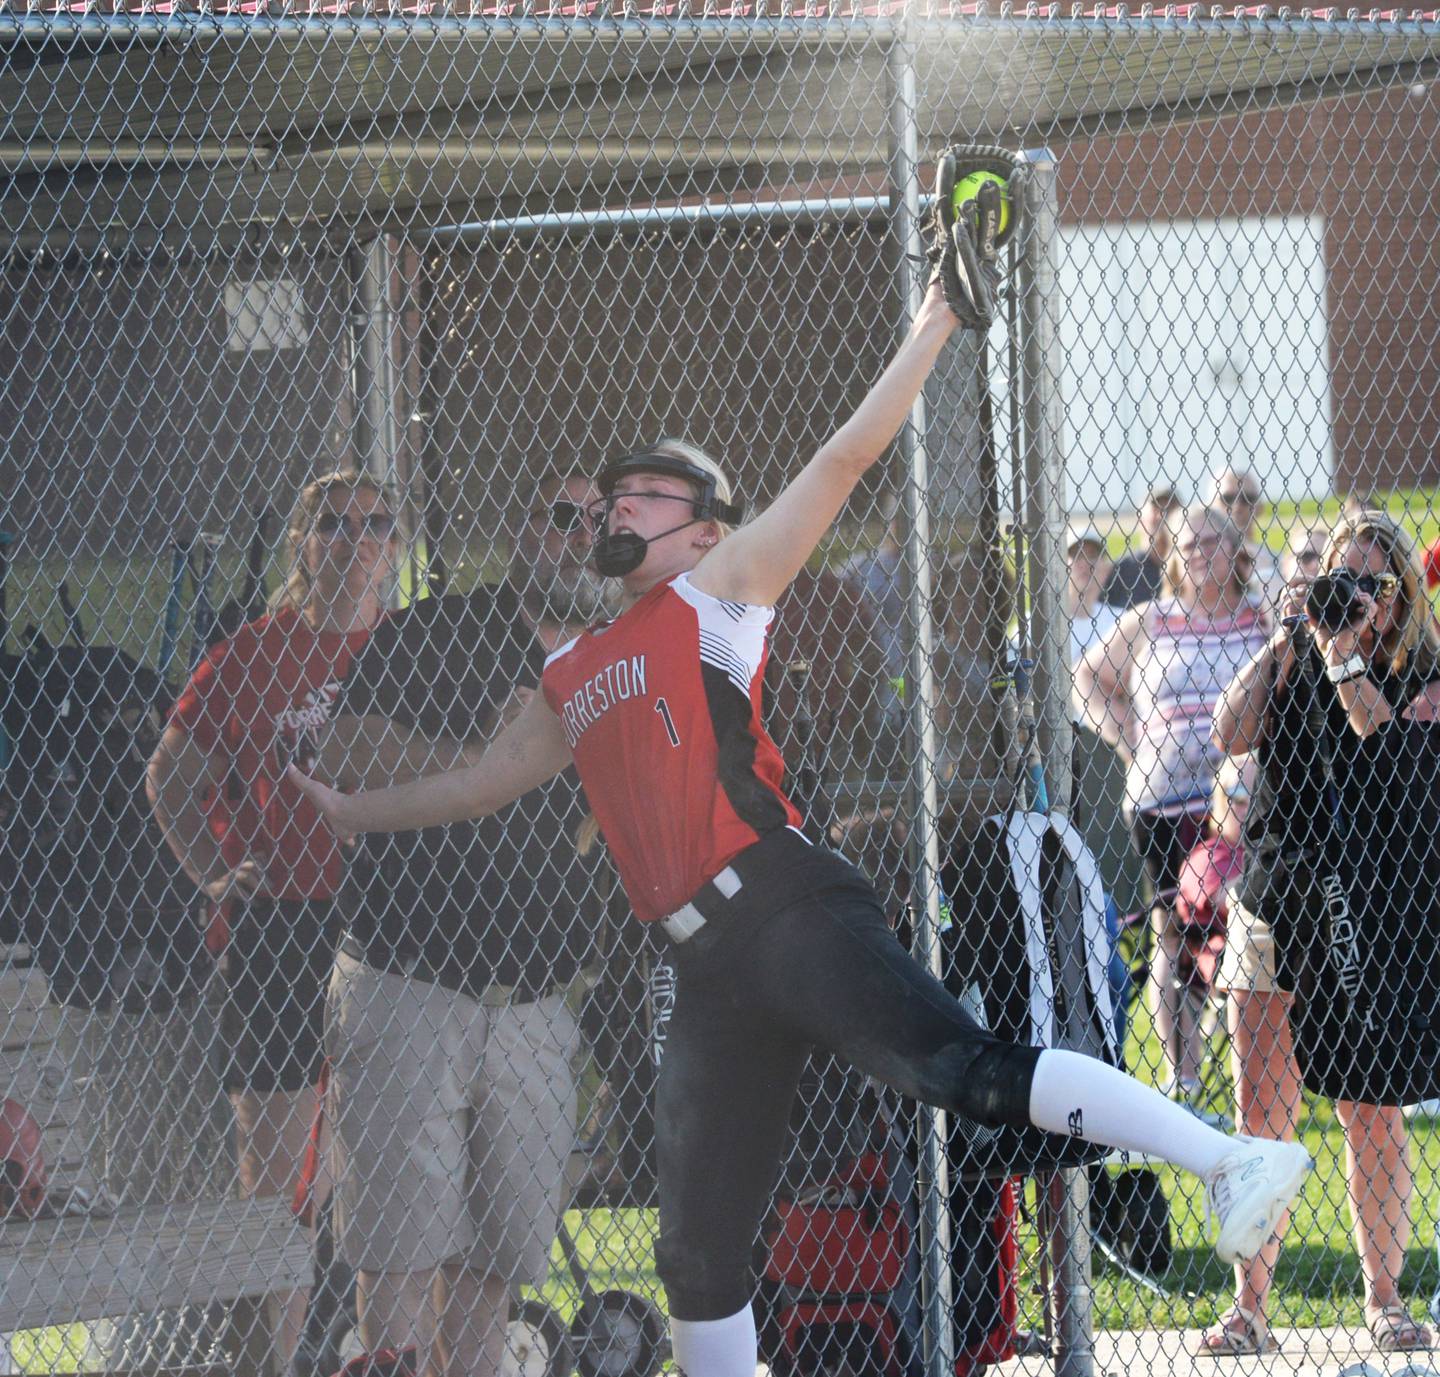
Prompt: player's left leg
<box><xmin>651</xmin><ymin>940</ymin><xmax>810</xmax><ymax>1377</ymax></box>
<box><xmin>738</xmin><ymin>881</ymin><xmax>1310</xmax><ymax>1266</ymax></box>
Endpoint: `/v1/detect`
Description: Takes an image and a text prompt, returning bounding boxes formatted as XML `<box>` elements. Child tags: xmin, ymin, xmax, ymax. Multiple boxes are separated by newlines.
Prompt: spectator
<box><xmin>1071</xmin><ymin>717</ymin><xmax>1146</xmax><ymax>1051</ymax></box>
<box><xmin>1210</xmin><ymin>509</ymin><xmax>1440</xmax><ymax>1356</ymax></box>
<box><xmin>1206</xmin><ymin>466</ymin><xmax>1263</xmax><ymax>537</ymax></box>
<box><xmin>1344</xmin><ymin>490</ymin><xmax>1381</xmax><ymax>522</ymax></box>
<box><xmin>766</xmin><ymin>564</ymin><xmax>889</xmax><ymax>793</ymax></box>
<box><xmin>1166</xmin><ymin>752</ymin><xmax>1254</xmax><ymax>1025</ymax></box>
<box><xmin>1206</xmin><ymin>466</ymin><xmax>1279</xmax><ymax>596</ymax></box>
<box><xmin>146</xmin><ymin>470</ymin><xmax>396</xmax><ymax>1375</ymax></box>
<box><xmin>1074</xmin><ymin>505</ymin><xmax>1270</xmax><ymax>1113</ymax></box>
<box><xmin>1281</xmin><ymin>524</ymin><xmax>1327</xmax><ymax>585</ymax></box>
<box><xmin>1071</xmin><ymin>718</ymin><xmax>1146</xmax><ymax>941</ymax></box>
<box><xmin>932</xmin><ymin>545</ymin><xmax>1014</xmax><ymax>792</ymax></box>
<box><xmin>1065</xmin><ymin>525</ymin><xmax>1119</xmax><ymax>668</ymax></box>
<box><xmin>317</xmin><ymin>470</ymin><xmax>605</xmax><ymax>1377</ymax></box>
<box><xmin>842</xmin><ymin>493</ymin><xmax>906</xmax><ymax>687</ymax></box>
<box><xmin>1101</xmin><ymin>484</ymin><xmax>1182</xmax><ymax>610</ymax></box>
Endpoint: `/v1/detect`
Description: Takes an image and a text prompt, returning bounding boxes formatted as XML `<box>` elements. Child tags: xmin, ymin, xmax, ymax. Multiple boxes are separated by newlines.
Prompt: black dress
<box><xmin>1236</xmin><ymin>635</ymin><xmax>1440</xmax><ymax>1103</ymax></box>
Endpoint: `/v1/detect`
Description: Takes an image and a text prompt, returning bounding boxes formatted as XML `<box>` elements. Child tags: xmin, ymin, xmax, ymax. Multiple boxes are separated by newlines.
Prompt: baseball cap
<box><xmin>1066</xmin><ymin>525</ymin><xmax>1106</xmax><ymax>556</ymax></box>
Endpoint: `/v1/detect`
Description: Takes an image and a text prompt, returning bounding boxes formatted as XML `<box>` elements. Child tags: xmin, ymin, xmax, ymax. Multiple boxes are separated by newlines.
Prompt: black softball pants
<box><xmin>652</xmin><ymin>837</ymin><xmax>1040</xmax><ymax>1321</ymax></box>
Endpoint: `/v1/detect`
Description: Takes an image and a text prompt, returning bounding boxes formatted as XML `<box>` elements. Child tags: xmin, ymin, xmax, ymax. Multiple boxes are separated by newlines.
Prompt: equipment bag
<box><xmin>1</xmin><ymin>637</ymin><xmax>198</xmax><ymax>1010</ymax></box>
<box><xmin>1088</xmin><ymin>1163</ymin><xmax>1174</xmax><ymax>1279</ymax></box>
<box><xmin>950</xmin><ymin>1175</ymin><xmax>1021</xmax><ymax>1377</ymax></box>
<box><xmin>940</xmin><ymin>810</ymin><xmax>1120</xmax><ymax>1178</ymax></box>
<box><xmin>756</xmin><ymin>1080</ymin><xmax>920</xmax><ymax>1377</ymax></box>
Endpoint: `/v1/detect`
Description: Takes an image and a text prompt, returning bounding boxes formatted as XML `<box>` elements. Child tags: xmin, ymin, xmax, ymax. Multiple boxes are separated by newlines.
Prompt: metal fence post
<box><xmin>1019</xmin><ymin>146</ymin><xmax>1093</xmax><ymax>1377</ymax></box>
<box><xmin>352</xmin><ymin>233</ymin><xmax>430</xmax><ymax>600</ymax></box>
<box><xmin>887</xmin><ymin>31</ymin><xmax>955</xmax><ymax>1377</ymax></box>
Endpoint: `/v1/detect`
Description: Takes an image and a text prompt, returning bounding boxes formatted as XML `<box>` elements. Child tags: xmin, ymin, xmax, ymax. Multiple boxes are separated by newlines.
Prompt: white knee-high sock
<box><xmin>670</xmin><ymin>1307</ymin><xmax>757</xmax><ymax>1377</ymax></box>
<box><xmin>1028</xmin><ymin>1048</ymin><xmax>1235</xmax><ymax>1177</ymax></box>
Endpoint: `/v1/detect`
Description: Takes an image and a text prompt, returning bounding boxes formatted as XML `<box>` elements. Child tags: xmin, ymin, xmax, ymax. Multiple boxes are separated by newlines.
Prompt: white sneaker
<box><xmin>1205</xmin><ymin>1135</ymin><xmax>1313</xmax><ymax>1264</ymax></box>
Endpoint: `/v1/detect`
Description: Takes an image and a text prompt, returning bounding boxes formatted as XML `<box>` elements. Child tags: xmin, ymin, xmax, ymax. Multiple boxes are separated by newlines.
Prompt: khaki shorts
<box><xmin>1215</xmin><ymin>898</ymin><xmax>1284</xmax><ymax>994</ymax></box>
<box><xmin>325</xmin><ymin>951</ymin><xmax>582</xmax><ymax>1282</ymax></box>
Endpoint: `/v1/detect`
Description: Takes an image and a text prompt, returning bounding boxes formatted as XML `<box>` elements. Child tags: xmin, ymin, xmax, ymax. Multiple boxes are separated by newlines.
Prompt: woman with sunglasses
<box><xmin>147</xmin><ymin>470</ymin><xmax>397</xmax><ymax>1375</ymax></box>
<box><xmin>290</xmin><ymin>282</ymin><xmax>1310</xmax><ymax>1377</ymax></box>
<box><xmin>1074</xmin><ymin>505</ymin><xmax>1271</xmax><ymax>1117</ymax></box>
<box><xmin>1209</xmin><ymin>510</ymin><xmax>1440</xmax><ymax>1357</ymax></box>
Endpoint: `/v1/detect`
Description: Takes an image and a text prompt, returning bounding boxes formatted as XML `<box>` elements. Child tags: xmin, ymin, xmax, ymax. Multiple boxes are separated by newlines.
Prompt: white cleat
<box><xmin>1205</xmin><ymin>1135</ymin><xmax>1313</xmax><ymax>1264</ymax></box>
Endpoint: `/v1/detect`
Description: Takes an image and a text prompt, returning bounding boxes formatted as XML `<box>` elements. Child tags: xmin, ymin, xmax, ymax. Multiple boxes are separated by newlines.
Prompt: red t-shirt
<box><xmin>170</xmin><ymin>607</ymin><xmax>371</xmax><ymax>901</ymax></box>
<box><xmin>540</xmin><ymin>572</ymin><xmax>802</xmax><ymax>924</ymax></box>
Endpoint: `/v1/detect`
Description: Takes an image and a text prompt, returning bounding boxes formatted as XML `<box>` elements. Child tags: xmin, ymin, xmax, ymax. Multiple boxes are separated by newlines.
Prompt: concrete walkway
<box><xmin>994</xmin><ymin>1327</ymin><xmax>1440</xmax><ymax>1377</ymax></box>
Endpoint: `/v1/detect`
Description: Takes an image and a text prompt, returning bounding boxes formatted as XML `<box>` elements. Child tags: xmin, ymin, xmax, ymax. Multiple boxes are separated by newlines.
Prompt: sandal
<box><xmin>1368</xmin><ymin>1303</ymin><xmax>1434</xmax><ymax>1353</ymax></box>
<box><xmin>1195</xmin><ymin>1307</ymin><xmax>1276</xmax><ymax>1357</ymax></box>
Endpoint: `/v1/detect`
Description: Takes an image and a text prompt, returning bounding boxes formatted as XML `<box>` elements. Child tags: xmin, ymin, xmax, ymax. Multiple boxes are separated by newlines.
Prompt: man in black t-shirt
<box><xmin>1102</xmin><ymin>484</ymin><xmax>1182</xmax><ymax>610</ymax></box>
<box><xmin>318</xmin><ymin>473</ymin><xmax>608</xmax><ymax>1377</ymax></box>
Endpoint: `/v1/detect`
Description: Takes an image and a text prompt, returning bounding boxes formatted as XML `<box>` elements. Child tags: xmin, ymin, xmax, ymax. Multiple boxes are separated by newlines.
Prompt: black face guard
<box><xmin>589</xmin><ymin>451</ymin><xmax>745</xmax><ymax>577</ymax></box>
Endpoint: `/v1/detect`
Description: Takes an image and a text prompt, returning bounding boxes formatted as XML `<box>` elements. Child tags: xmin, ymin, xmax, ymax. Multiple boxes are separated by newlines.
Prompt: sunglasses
<box><xmin>534</xmin><ymin>500</ymin><xmax>589</xmax><ymax>534</ymax></box>
<box><xmin>1218</xmin><ymin>488</ymin><xmax>1261</xmax><ymax>506</ymax></box>
<box><xmin>314</xmin><ymin>511</ymin><xmax>396</xmax><ymax>541</ymax></box>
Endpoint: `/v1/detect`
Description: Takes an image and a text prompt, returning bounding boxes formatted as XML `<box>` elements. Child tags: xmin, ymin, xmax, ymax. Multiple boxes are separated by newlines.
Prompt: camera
<box><xmin>1304</xmin><ymin>570</ymin><xmax>1398</xmax><ymax>633</ymax></box>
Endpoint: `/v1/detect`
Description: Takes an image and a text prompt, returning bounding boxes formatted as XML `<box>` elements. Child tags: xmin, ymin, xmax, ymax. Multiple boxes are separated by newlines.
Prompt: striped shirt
<box><xmin>1125</xmin><ymin>595</ymin><xmax>1270</xmax><ymax>817</ymax></box>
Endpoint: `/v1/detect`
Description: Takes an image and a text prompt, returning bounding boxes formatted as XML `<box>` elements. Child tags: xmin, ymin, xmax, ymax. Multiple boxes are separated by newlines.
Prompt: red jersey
<box><xmin>170</xmin><ymin>607</ymin><xmax>370</xmax><ymax>901</ymax></box>
<box><xmin>541</xmin><ymin>572</ymin><xmax>802</xmax><ymax>924</ymax></box>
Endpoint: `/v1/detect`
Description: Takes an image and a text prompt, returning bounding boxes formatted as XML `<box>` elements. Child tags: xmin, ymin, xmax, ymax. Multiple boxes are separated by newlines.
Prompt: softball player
<box><xmin>291</xmin><ymin>280</ymin><xmax>1310</xmax><ymax>1377</ymax></box>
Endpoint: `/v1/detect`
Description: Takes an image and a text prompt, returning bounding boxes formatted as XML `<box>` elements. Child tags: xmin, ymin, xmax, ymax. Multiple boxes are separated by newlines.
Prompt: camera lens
<box><xmin>1305</xmin><ymin>570</ymin><xmax>1363</xmax><ymax>633</ymax></box>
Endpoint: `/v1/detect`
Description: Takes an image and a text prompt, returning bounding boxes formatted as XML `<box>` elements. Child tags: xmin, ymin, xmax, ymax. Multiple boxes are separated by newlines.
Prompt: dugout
<box><xmin>4</xmin><ymin>9</ymin><xmax>1440</xmax><ymax>1377</ymax></box>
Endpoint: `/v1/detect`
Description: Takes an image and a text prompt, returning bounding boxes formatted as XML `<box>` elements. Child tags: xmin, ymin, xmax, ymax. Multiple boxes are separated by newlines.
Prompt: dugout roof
<box><xmin>2</xmin><ymin>7</ymin><xmax>1439</xmax><ymax>249</ymax></box>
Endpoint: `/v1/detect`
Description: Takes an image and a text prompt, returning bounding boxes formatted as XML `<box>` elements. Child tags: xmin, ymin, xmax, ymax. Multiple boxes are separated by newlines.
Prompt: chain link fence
<box><xmin>3</xmin><ymin>8</ymin><xmax>1440</xmax><ymax>1377</ymax></box>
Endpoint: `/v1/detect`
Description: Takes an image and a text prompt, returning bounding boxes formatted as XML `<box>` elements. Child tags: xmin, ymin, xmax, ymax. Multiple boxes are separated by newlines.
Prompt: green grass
<box><xmin>7</xmin><ymin>1329</ymin><xmax>92</xmax><ymax>1376</ymax></box>
<box><xmin>535</xmin><ymin>1207</ymin><xmax>667</xmax><ymax>1322</ymax></box>
<box><xmin>1095</xmin><ymin>486</ymin><xmax>1440</xmax><ymax>566</ymax></box>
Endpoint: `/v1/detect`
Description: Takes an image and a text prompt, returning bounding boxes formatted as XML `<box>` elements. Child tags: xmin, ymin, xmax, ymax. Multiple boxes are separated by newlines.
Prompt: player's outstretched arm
<box><xmin>690</xmin><ymin>281</ymin><xmax>959</xmax><ymax>608</ymax></box>
<box><xmin>288</xmin><ymin>689</ymin><xmax>572</xmax><ymax>841</ymax></box>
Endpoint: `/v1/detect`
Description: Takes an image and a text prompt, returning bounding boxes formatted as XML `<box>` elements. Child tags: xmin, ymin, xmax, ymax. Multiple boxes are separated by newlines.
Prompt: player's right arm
<box><xmin>288</xmin><ymin>688</ymin><xmax>572</xmax><ymax>840</ymax></box>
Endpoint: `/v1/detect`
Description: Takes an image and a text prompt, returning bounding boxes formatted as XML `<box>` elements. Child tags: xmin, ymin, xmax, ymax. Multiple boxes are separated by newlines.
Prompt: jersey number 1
<box><xmin>655</xmin><ymin>697</ymin><xmax>681</xmax><ymax>748</ymax></box>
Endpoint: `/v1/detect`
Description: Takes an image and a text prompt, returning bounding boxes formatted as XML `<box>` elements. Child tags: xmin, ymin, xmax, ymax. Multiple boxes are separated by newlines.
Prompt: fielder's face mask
<box><xmin>589</xmin><ymin>451</ymin><xmax>745</xmax><ymax>578</ymax></box>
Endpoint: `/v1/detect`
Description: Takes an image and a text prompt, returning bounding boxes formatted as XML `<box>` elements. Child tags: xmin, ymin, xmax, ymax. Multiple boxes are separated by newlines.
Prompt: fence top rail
<box><xmin>1</xmin><ymin>5</ymin><xmax>1438</xmax><ymax>26</ymax></box>
<box><xmin>3</xmin><ymin>0</ymin><xmax>1437</xmax><ymax>248</ymax></box>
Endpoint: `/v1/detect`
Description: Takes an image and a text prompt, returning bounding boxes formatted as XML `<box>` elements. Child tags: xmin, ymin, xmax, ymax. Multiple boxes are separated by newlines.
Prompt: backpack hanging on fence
<box><xmin>948</xmin><ymin>1174</ymin><xmax>1022</xmax><ymax>1377</ymax></box>
<box><xmin>940</xmin><ymin>810</ymin><xmax>1120</xmax><ymax>1178</ymax></box>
